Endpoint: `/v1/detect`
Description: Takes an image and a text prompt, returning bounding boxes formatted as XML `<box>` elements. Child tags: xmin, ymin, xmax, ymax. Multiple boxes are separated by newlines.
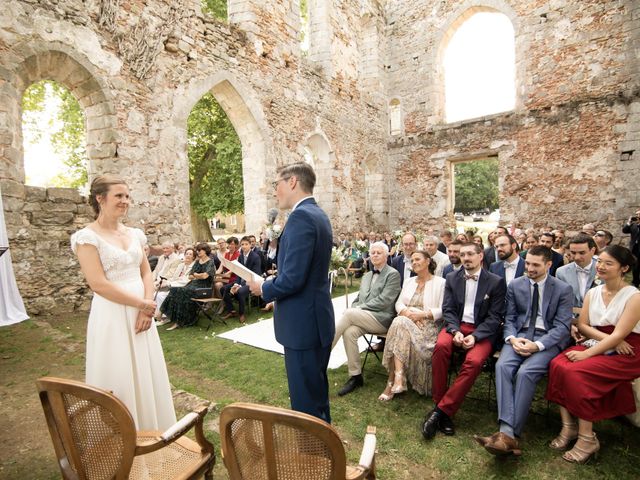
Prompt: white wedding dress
<box><xmin>71</xmin><ymin>227</ymin><xmax>176</xmax><ymax>430</ymax></box>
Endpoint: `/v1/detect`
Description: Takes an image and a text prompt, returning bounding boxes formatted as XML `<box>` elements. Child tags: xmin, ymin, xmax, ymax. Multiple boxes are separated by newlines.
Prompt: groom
<box><xmin>249</xmin><ymin>162</ymin><xmax>334</xmax><ymax>422</ymax></box>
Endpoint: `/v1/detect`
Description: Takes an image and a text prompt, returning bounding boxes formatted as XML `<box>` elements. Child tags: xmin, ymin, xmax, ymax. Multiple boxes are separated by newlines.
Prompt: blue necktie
<box><xmin>526</xmin><ymin>283</ymin><xmax>539</xmax><ymax>340</ymax></box>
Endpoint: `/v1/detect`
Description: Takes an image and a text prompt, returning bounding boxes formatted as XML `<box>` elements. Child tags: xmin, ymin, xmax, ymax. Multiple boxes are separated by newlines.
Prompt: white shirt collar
<box><xmin>530</xmin><ymin>274</ymin><xmax>548</xmax><ymax>287</ymax></box>
<box><xmin>292</xmin><ymin>196</ymin><xmax>314</xmax><ymax>211</ymax></box>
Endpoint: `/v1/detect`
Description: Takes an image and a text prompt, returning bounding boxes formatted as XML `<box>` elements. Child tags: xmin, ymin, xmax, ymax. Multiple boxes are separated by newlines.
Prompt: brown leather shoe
<box><xmin>222</xmin><ymin>311</ymin><xmax>238</xmax><ymax>320</ymax></box>
<box><xmin>238</xmin><ymin>314</ymin><xmax>246</xmax><ymax>324</ymax></box>
<box><xmin>484</xmin><ymin>432</ymin><xmax>522</xmax><ymax>456</ymax></box>
<box><xmin>474</xmin><ymin>432</ymin><xmax>501</xmax><ymax>448</ymax></box>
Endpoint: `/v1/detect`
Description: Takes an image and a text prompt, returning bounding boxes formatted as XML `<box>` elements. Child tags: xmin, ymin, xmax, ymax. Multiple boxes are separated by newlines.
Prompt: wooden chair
<box><xmin>219</xmin><ymin>402</ymin><xmax>377</xmax><ymax>480</ymax></box>
<box><xmin>36</xmin><ymin>377</ymin><xmax>215</xmax><ymax>480</ymax></box>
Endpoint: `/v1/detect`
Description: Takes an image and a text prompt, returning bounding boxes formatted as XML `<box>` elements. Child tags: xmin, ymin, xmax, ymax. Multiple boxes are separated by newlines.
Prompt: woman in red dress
<box><xmin>546</xmin><ymin>245</ymin><xmax>640</xmax><ymax>463</ymax></box>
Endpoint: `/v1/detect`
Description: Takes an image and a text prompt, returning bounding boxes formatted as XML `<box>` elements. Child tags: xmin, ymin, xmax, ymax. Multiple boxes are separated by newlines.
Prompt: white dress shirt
<box><xmin>403</xmin><ymin>255</ymin><xmax>412</xmax><ymax>282</ymax></box>
<box><xmin>503</xmin><ymin>256</ymin><xmax>521</xmax><ymax>286</ymax></box>
<box><xmin>524</xmin><ymin>275</ymin><xmax>548</xmax><ymax>351</ymax></box>
<box><xmin>575</xmin><ymin>263</ymin><xmax>592</xmax><ymax>297</ymax></box>
<box><xmin>462</xmin><ymin>270</ymin><xmax>480</xmax><ymax>324</ymax></box>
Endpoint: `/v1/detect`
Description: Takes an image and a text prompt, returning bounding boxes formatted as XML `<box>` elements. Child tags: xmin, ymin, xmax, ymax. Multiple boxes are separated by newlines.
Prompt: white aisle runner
<box><xmin>217</xmin><ymin>292</ymin><xmax>374</xmax><ymax>369</ymax></box>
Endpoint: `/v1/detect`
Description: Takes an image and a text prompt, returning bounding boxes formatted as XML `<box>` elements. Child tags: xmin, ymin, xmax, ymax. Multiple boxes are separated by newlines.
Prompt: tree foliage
<box><xmin>454</xmin><ymin>158</ymin><xmax>499</xmax><ymax>212</ymax></box>
<box><xmin>22</xmin><ymin>80</ymin><xmax>87</xmax><ymax>188</ymax></box>
<box><xmin>188</xmin><ymin>92</ymin><xmax>243</xmax><ymax>239</ymax></box>
<box><xmin>201</xmin><ymin>0</ymin><xmax>227</xmax><ymax>20</ymax></box>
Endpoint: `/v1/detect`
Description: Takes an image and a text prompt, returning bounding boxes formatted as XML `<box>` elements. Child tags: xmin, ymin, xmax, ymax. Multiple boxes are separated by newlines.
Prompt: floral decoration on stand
<box><xmin>266</xmin><ymin>223</ymin><xmax>283</xmax><ymax>241</ymax></box>
<box><xmin>330</xmin><ymin>247</ymin><xmax>350</xmax><ymax>272</ymax></box>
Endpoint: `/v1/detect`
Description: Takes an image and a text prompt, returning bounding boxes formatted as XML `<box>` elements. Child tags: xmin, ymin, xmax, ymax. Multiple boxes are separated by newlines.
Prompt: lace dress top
<box><xmin>71</xmin><ymin>227</ymin><xmax>146</xmax><ymax>283</ymax></box>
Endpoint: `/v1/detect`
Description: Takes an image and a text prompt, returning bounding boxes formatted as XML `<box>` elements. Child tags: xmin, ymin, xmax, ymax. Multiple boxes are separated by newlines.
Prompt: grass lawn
<box><xmin>1</xmin><ymin>275</ymin><xmax>639</xmax><ymax>479</ymax></box>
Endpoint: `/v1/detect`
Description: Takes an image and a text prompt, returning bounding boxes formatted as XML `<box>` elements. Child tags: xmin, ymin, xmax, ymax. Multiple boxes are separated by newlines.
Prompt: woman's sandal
<box><xmin>390</xmin><ymin>370</ymin><xmax>407</xmax><ymax>394</ymax></box>
<box><xmin>378</xmin><ymin>382</ymin><xmax>394</xmax><ymax>402</ymax></box>
<box><xmin>562</xmin><ymin>433</ymin><xmax>599</xmax><ymax>464</ymax></box>
<box><xmin>549</xmin><ymin>422</ymin><xmax>578</xmax><ymax>450</ymax></box>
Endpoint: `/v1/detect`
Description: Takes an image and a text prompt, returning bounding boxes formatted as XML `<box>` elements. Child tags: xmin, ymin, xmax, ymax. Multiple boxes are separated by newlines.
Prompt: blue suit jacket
<box><xmin>234</xmin><ymin>250</ymin><xmax>263</xmax><ymax>286</ymax></box>
<box><xmin>555</xmin><ymin>259</ymin><xmax>597</xmax><ymax>309</ymax></box>
<box><xmin>261</xmin><ymin>198</ymin><xmax>334</xmax><ymax>350</ymax></box>
<box><xmin>391</xmin><ymin>254</ymin><xmax>416</xmax><ymax>287</ymax></box>
<box><xmin>442</xmin><ymin>268</ymin><xmax>506</xmax><ymax>344</ymax></box>
<box><xmin>489</xmin><ymin>257</ymin><xmax>525</xmax><ymax>282</ymax></box>
<box><xmin>503</xmin><ymin>275</ymin><xmax>573</xmax><ymax>350</ymax></box>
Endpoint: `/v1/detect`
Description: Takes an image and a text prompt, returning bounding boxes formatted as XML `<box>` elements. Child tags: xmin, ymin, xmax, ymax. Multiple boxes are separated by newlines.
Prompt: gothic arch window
<box><xmin>389</xmin><ymin>98</ymin><xmax>402</xmax><ymax>136</ymax></box>
<box><xmin>443</xmin><ymin>10</ymin><xmax>515</xmax><ymax>122</ymax></box>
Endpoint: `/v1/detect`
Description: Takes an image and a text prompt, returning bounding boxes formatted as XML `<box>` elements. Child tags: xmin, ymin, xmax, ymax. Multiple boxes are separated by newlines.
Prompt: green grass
<box><xmin>3</xmin><ymin>275</ymin><xmax>640</xmax><ymax>479</ymax></box>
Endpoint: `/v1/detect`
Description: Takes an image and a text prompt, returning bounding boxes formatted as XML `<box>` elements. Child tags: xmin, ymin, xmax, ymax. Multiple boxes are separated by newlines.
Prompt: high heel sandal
<box><xmin>378</xmin><ymin>382</ymin><xmax>394</xmax><ymax>402</ymax></box>
<box><xmin>549</xmin><ymin>422</ymin><xmax>578</xmax><ymax>450</ymax></box>
<box><xmin>390</xmin><ymin>370</ymin><xmax>407</xmax><ymax>394</ymax></box>
<box><xmin>562</xmin><ymin>433</ymin><xmax>600</xmax><ymax>464</ymax></box>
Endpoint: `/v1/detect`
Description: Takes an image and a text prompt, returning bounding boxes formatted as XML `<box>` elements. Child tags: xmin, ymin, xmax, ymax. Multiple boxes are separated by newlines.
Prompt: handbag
<box><xmin>192</xmin><ymin>288</ymin><xmax>213</xmax><ymax>299</ymax></box>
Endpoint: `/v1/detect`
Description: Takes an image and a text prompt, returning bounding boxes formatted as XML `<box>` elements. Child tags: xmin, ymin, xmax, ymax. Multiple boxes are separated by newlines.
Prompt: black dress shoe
<box><xmin>438</xmin><ymin>412</ymin><xmax>455</xmax><ymax>436</ymax></box>
<box><xmin>422</xmin><ymin>409</ymin><xmax>440</xmax><ymax>440</ymax></box>
<box><xmin>337</xmin><ymin>375</ymin><xmax>364</xmax><ymax>396</ymax></box>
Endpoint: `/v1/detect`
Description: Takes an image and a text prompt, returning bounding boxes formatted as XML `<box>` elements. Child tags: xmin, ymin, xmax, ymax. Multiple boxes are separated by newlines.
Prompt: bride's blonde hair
<box><xmin>89</xmin><ymin>174</ymin><xmax>128</xmax><ymax>219</ymax></box>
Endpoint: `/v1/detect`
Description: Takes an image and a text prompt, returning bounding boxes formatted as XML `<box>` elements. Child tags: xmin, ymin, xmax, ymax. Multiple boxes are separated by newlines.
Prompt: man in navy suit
<box><xmin>489</xmin><ymin>234</ymin><xmax>525</xmax><ymax>286</ymax></box>
<box><xmin>474</xmin><ymin>246</ymin><xmax>572</xmax><ymax>455</ymax></box>
<box><xmin>249</xmin><ymin>162</ymin><xmax>334</xmax><ymax>422</ymax></box>
<box><xmin>539</xmin><ymin>232</ymin><xmax>565</xmax><ymax>276</ymax></box>
<box><xmin>442</xmin><ymin>240</ymin><xmax>463</xmax><ymax>278</ymax></box>
<box><xmin>423</xmin><ymin>242</ymin><xmax>506</xmax><ymax>440</ymax></box>
<box><xmin>221</xmin><ymin>236</ymin><xmax>263</xmax><ymax>323</ymax></box>
<box><xmin>483</xmin><ymin>226</ymin><xmax>508</xmax><ymax>270</ymax></box>
<box><xmin>391</xmin><ymin>232</ymin><xmax>417</xmax><ymax>286</ymax></box>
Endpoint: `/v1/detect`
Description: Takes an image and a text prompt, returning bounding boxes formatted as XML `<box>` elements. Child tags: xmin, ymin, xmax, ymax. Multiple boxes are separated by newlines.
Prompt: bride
<box><xmin>71</xmin><ymin>175</ymin><xmax>176</xmax><ymax>430</ymax></box>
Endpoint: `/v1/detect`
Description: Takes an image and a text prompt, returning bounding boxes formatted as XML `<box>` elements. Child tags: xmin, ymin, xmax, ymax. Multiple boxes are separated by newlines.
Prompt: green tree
<box><xmin>22</xmin><ymin>80</ymin><xmax>87</xmax><ymax>188</ymax></box>
<box><xmin>454</xmin><ymin>158</ymin><xmax>499</xmax><ymax>213</ymax></box>
<box><xmin>201</xmin><ymin>0</ymin><xmax>227</xmax><ymax>20</ymax></box>
<box><xmin>188</xmin><ymin>93</ymin><xmax>243</xmax><ymax>241</ymax></box>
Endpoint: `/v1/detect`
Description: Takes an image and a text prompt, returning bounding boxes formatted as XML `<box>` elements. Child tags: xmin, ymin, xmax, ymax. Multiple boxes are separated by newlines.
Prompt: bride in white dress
<box><xmin>71</xmin><ymin>175</ymin><xmax>176</xmax><ymax>430</ymax></box>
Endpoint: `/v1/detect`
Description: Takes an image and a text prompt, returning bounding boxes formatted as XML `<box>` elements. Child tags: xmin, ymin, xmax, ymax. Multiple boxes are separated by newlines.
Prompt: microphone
<box><xmin>267</xmin><ymin>208</ymin><xmax>278</xmax><ymax>224</ymax></box>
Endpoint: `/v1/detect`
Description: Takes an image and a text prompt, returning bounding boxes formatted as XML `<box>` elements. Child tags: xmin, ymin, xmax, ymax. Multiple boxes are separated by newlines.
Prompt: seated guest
<box><xmin>539</xmin><ymin>232</ymin><xmax>565</xmax><ymax>276</ymax></box>
<box><xmin>438</xmin><ymin>230</ymin><xmax>453</xmax><ymax>254</ymax></box>
<box><xmin>593</xmin><ymin>229</ymin><xmax>613</xmax><ymax>253</ymax></box>
<box><xmin>162</xmin><ymin>243</ymin><xmax>216</xmax><ymax>331</ymax></box>
<box><xmin>552</xmin><ymin>229</ymin><xmax>566</xmax><ymax>255</ymax></box>
<box><xmin>214</xmin><ymin>237</ymin><xmax>240</xmax><ymax>297</ymax></box>
<box><xmin>424</xmin><ymin>235</ymin><xmax>450</xmax><ymax>277</ymax></box>
<box><xmin>581</xmin><ymin>223</ymin><xmax>597</xmax><ymax>236</ymax></box>
<box><xmin>455</xmin><ymin>233</ymin><xmax>469</xmax><ymax>243</ymax></box>
<box><xmin>442</xmin><ymin>240</ymin><xmax>463</xmax><ymax>277</ymax></box>
<box><xmin>520</xmin><ymin>233</ymin><xmax>539</xmax><ymax>258</ymax></box>
<box><xmin>392</xmin><ymin>233</ymin><xmax>418</xmax><ymax>286</ymax></box>
<box><xmin>265</xmin><ymin>237</ymin><xmax>278</xmax><ymax>274</ymax></box>
<box><xmin>516</xmin><ymin>231</ymin><xmax>527</xmax><ymax>251</ymax></box>
<box><xmin>422</xmin><ymin>242</ymin><xmax>506</xmax><ymax>440</ymax></box>
<box><xmin>153</xmin><ymin>241</ymin><xmax>180</xmax><ymax>283</ymax></box>
<box><xmin>475</xmin><ymin>246</ymin><xmax>573</xmax><ymax>456</ymax></box>
<box><xmin>144</xmin><ymin>244</ymin><xmax>158</xmax><ymax>271</ymax></box>
<box><xmin>332</xmin><ymin>242</ymin><xmax>401</xmax><ymax>396</ymax></box>
<box><xmin>473</xmin><ymin>235</ymin><xmax>484</xmax><ymax>249</ymax></box>
<box><xmin>378</xmin><ymin>251</ymin><xmax>445</xmax><ymax>401</ymax></box>
<box><xmin>155</xmin><ymin>248</ymin><xmax>195</xmax><ymax>325</ymax></box>
<box><xmin>383</xmin><ymin>231</ymin><xmax>398</xmax><ymax>257</ymax></box>
<box><xmin>489</xmin><ymin>234</ymin><xmax>525</xmax><ymax>286</ymax></box>
<box><xmin>221</xmin><ymin>236</ymin><xmax>263</xmax><ymax>323</ymax></box>
<box><xmin>483</xmin><ymin>226</ymin><xmax>508</xmax><ymax>269</ymax></box>
<box><xmin>546</xmin><ymin>246</ymin><xmax>640</xmax><ymax>463</ymax></box>
<box><xmin>556</xmin><ymin>234</ymin><xmax>598</xmax><ymax>341</ymax></box>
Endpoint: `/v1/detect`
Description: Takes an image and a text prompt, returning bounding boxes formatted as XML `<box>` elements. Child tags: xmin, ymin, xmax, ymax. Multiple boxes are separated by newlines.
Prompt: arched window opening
<box><xmin>389</xmin><ymin>98</ymin><xmax>402</xmax><ymax>136</ymax></box>
<box><xmin>188</xmin><ymin>92</ymin><xmax>243</xmax><ymax>240</ymax></box>
<box><xmin>304</xmin><ymin>133</ymin><xmax>334</xmax><ymax>216</ymax></box>
<box><xmin>444</xmin><ymin>11</ymin><xmax>515</xmax><ymax>122</ymax></box>
<box><xmin>300</xmin><ymin>0</ymin><xmax>310</xmax><ymax>53</ymax></box>
<box><xmin>22</xmin><ymin>80</ymin><xmax>87</xmax><ymax>189</ymax></box>
<box><xmin>201</xmin><ymin>0</ymin><xmax>227</xmax><ymax>21</ymax></box>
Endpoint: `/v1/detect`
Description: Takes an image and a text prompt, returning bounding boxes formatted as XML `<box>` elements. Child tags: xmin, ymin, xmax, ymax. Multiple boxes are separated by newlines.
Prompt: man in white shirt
<box><xmin>475</xmin><ymin>245</ymin><xmax>572</xmax><ymax>456</ymax></box>
<box><xmin>391</xmin><ymin>233</ymin><xmax>417</xmax><ymax>286</ymax></box>
<box><xmin>489</xmin><ymin>234</ymin><xmax>525</xmax><ymax>286</ymax></box>
<box><xmin>153</xmin><ymin>241</ymin><xmax>179</xmax><ymax>284</ymax></box>
<box><xmin>424</xmin><ymin>235</ymin><xmax>450</xmax><ymax>277</ymax></box>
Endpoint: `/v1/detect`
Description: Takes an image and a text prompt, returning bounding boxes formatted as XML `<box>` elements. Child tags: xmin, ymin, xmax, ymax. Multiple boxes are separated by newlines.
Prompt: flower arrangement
<box><xmin>266</xmin><ymin>223</ymin><xmax>283</xmax><ymax>241</ymax></box>
<box><xmin>330</xmin><ymin>247</ymin><xmax>350</xmax><ymax>271</ymax></box>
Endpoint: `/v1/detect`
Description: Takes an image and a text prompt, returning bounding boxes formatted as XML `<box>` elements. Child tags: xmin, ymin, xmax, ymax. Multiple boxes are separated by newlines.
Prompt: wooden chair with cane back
<box><xmin>219</xmin><ymin>402</ymin><xmax>377</xmax><ymax>480</ymax></box>
<box><xmin>36</xmin><ymin>377</ymin><xmax>215</xmax><ymax>480</ymax></box>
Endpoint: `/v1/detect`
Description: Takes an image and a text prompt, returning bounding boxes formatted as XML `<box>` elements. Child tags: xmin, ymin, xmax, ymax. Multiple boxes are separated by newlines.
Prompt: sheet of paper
<box><xmin>221</xmin><ymin>257</ymin><xmax>261</xmax><ymax>282</ymax></box>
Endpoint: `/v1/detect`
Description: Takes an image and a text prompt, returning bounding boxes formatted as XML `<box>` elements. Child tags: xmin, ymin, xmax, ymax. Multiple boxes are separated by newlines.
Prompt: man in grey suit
<box><xmin>474</xmin><ymin>245</ymin><xmax>573</xmax><ymax>456</ymax></box>
<box><xmin>333</xmin><ymin>242</ymin><xmax>402</xmax><ymax>396</ymax></box>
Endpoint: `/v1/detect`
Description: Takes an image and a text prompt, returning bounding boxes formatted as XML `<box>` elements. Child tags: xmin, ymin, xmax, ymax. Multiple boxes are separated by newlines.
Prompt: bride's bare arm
<box><xmin>76</xmin><ymin>243</ymin><xmax>155</xmax><ymax>313</ymax></box>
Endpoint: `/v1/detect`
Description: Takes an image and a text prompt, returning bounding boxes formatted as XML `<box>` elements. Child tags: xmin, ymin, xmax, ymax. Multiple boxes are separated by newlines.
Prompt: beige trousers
<box><xmin>332</xmin><ymin>308</ymin><xmax>387</xmax><ymax>376</ymax></box>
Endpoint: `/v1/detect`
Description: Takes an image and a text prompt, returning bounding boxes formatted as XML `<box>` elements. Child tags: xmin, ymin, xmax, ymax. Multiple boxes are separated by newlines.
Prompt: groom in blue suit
<box><xmin>475</xmin><ymin>245</ymin><xmax>573</xmax><ymax>456</ymax></box>
<box><xmin>250</xmin><ymin>162</ymin><xmax>334</xmax><ymax>423</ymax></box>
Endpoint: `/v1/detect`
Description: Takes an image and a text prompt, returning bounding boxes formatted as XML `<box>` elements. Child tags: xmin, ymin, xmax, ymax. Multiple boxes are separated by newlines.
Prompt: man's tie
<box><xmin>465</xmin><ymin>273</ymin><xmax>478</xmax><ymax>281</ymax></box>
<box><xmin>372</xmin><ymin>269</ymin><xmax>381</xmax><ymax>274</ymax></box>
<box><xmin>504</xmin><ymin>262</ymin><xmax>516</xmax><ymax>269</ymax></box>
<box><xmin>526</xmin><ymin>283</ymin><xmax>539</xmax><ymax>340</ymax></box>
<box><xmin>576</xmin><ymin>266</ymin><xmax>590</xmax><ymax>275</ymax></box>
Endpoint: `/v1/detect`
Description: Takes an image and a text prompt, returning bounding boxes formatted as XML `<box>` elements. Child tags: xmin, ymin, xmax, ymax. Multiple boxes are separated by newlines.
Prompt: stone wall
<box><xmin>1</xmin><ymin>0</ymin><xmax>639</xmax><ymax>314</ymax></box>
<box><xmin>384</xmin><ymin>0</ymin><xmax>640</xmax><ymax>232</ymax></box>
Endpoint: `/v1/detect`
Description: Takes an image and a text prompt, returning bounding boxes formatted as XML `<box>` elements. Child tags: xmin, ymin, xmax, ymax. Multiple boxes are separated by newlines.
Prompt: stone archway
<box><xmin>303</xmin><ymin>132</ymin><xmax>335</xmax><ymax>218</ymax></box>
<box><xmin>174</xmin><ymin>72</ymin><xmax>273</xmax><ymax>236</ymax></box>
<box><xmin>363</xmin><ymin>153</ymin><xmax>387</xmax><ymax>227</ymax></box>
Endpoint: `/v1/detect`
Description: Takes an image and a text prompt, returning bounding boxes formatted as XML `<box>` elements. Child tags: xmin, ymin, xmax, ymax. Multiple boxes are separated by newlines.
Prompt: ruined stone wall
<box><xmin>384</xmin><ymin>0</ymin><xmax>640</xmax><ymax>233</ymax></box>
<box><xmin>0</xmin><ymin>0</ymin><xmax>389</xmax><ymax>312</ymax></box>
